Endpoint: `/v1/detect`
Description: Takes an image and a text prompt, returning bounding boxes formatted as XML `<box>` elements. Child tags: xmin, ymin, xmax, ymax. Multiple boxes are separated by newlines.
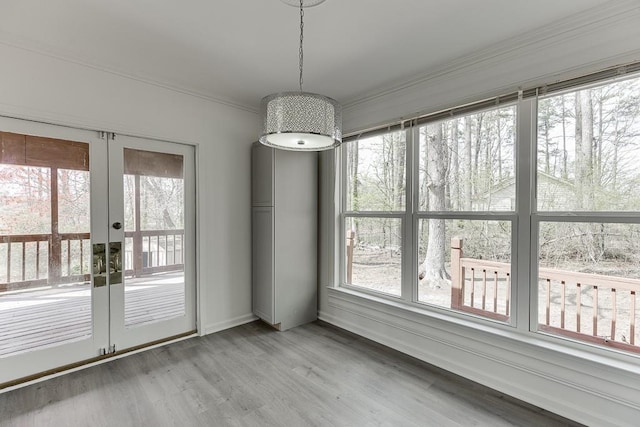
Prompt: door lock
<box><xmin>112</xmin><ymin>222</ymin><xmax>122</xmax><ymax>230</ymax></box>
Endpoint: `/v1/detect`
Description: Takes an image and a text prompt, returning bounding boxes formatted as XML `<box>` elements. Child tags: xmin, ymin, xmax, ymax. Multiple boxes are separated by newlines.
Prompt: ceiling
<box><xmin>0</xmin><ymin>0</ymin><xmax>613</xmax><ymax>112</ymax></box>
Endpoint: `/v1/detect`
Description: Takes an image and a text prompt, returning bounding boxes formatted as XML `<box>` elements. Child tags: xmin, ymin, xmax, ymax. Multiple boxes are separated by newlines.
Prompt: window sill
<box><xmin>324</xmin><ymin>285</ymin><xmax>640</xmax><ymax>417</ymax></box>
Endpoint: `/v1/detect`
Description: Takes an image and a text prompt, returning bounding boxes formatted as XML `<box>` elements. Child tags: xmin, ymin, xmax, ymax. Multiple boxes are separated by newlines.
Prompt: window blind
<box><xmin>343</xmin><ymin>60</ymin><xmax>640</xmax><ymax>143</ymax></box>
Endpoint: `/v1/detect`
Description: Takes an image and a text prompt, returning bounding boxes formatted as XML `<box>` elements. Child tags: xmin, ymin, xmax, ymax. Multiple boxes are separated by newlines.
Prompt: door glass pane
<box><xmin>123</xmin><ymin>148</ymin><xmax>185</xmax><ymax>327</ymax></box>
<box><xmin>0</xmin><ymin>134</ymin><xmax>91</xmax><ymax>357</ymax></box>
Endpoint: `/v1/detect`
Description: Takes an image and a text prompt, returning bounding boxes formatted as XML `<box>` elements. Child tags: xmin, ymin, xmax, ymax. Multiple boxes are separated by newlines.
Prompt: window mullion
<box><xmin>401</xmin><ymin>125</ymin><xmax>415</xmax><ymax>302</ymax></box>
<box><xmin>515</xmin><ymin>97</ymin><xmax>535</xmax><ymax>332</ymax></box>
<box><xmin>336</xmin><ymin>147</ymin><xmax>345</xmax><ymax>287</ymax></box>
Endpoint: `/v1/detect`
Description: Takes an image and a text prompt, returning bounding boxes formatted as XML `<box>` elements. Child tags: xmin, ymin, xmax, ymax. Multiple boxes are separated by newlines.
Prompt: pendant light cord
<box><xmin>299</xmin><ymin>0</ymin><xmax>304</xmax><ymax>91</ymax></box>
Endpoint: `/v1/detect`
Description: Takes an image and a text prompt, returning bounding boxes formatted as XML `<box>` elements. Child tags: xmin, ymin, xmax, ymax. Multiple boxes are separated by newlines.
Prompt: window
<box><xmin>344</xmin><ymin>131</ymin><xmax>406</xmax><ymax>297</ymax></box>
<box><xmin>339</xmin><ymin>65</ymin><xmax>640</xmax><ymax>354</ymax></box>
<box><xmin>342</xmin><ymin>105</ymin><xmax>517</xmax><ymax>322</ymax></box>
<box><xmin>535</xmin><ymin>76</ymin><xmax>640</xmax><ymax>351</ymax></box>
<box><xmin>416</xmin><ymin>108</ymin><xmax>515</xmax><ymax>320</ymax></box>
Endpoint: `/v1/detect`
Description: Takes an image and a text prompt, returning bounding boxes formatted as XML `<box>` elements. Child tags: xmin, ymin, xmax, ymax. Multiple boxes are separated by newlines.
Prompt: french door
<box><xmin>0</xmin><ymin>117</ymin><xmax>196</xmax><ymax>386</ymax></box>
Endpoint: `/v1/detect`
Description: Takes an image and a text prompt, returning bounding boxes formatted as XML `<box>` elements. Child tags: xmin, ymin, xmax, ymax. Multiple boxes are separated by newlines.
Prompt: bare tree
<box><xmin>463</xmin><ymin>117</ymin><xmax>473</xmax><ymax>210</ymax></box>
<box><xmin>560</xmin><ymin>96</ymin><xmax>569</xmax><ymax>179</ymax></box>
<box><xmin>450</xmin><ymin>119</ymin><xmax>460</xmax><ymax>210</ymax></box>
<box><xmin>419</xmin><ymin>124</ymin><xmax>450</xmax><ymax>286</ymax></box>
<box><xmin>347</xmin><ymin>141</ymin><xmax>360</xmax><ymax>237</ymax></box>
<box><xmin>538</xmin><ymin>99</ymin><xmax>560</xmax><ymax>174</ymax></box>
<box><xmin>575</xmin><ymin>90</ymin><xmax>595</xmax><ymax>210</ymax></box>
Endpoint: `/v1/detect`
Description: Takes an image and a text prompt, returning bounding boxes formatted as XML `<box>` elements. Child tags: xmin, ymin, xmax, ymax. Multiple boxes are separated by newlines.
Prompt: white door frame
<box><xmin>0</xmin><ymin>116</ymin><xmax>198</xmax><ymax>386</ymax></box>
<box><xmin>0</xmin><ymin>116</ymin><xmax>109</xmax><ymax>384</ymax></box>
<box><xmin>107</xmin><ymin>134</ymin><xmax>197</xmax><ymax>351</ymax></box>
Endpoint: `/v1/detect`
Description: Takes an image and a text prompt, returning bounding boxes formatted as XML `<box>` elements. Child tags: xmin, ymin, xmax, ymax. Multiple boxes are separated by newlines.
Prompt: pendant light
<box><xmin>259</xmin><ymin>0</ymin><xmax>342</xmax><ymax>151</ymax></box>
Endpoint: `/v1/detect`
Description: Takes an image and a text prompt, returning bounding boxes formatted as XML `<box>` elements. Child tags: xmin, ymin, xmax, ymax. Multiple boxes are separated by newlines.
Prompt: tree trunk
<box><xmin>612</xmin><ymin>121</ymin><xmax>619</xmax><ymax>191</ymax></box>
<box><xmin>443</xmin><ymin>123</ymin><xmax>451</xmax><ymax>209</ymax></box>
<box><xmin>464</xmin><ymin>117</ymin><xmax>473</xmax><ymax>210</ymax></box>
<box><xmin>419</xmin><ymin>123</ymin><xmax>450</xmax><ymax>287</ymax></box>
<box><xmin>451</xmin><ymin>119</ymin><xmax>460</xmax><ymax>209</ymax></box>
<box><xmin>352</xmin><ymin>141</ymin><xmax>360</xmax><ymax>236</ymax></box>
<box><xmin>561</xmin><ymin>97</ymin><xmax>568</xmax><ymax>179</ymax></box>
<box><xmin>596</xmin><ymin>95</ymin><xmax>603</xmax><ymax>188</ymax></box>
<box><xmin>575</xmin><ymin>90</ymin><xmax>600</xmax><ymax>261</ymax></box>
<box><xmin>382</xmin><ymin>136</ymin><xmax>391</xmax><ymax>209</ymax></box>
<box><xmin>543</xmin><ymin>112</ymin><xmax>551</xmax><ymax>174</ymax></box>
<box><xmin>575</xmin><ymin>92</ymin><xmax>584</xmax><ymax>207</ymax></box>
<box><xmin>496</xmin><ymin>114</ymin><xmax>503</xmax><ymax>181</ymax></box>
<box><xmin>474</xmin><ymin>114</ymin><xmax>483</xmax><ymax>196</ymax></box>
<box><xmin>394</xmin><ymin>134</ymin><xmax>405</xmax><ymax>211</ymax></box>
<box><xmin>581</xmin><ymin>90</ymin><xmax>595</xmax><ymax>209</ymax></box>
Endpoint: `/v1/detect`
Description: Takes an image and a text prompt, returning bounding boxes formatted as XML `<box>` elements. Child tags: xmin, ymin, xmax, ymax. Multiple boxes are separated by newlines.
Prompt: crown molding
<box><xmin>2</xmin><ymin>1</ymin><xmax>637</xmax><ymax>118</ymax></box>
<box><xmin>343</xmin><ymin>0</ymin><xmax>640</xmax><ymax>110</ymax></box>
<box><xmin>0</xmin><ymin>32</ymin><xmax>259</xmax><ymax>115</ymax></box>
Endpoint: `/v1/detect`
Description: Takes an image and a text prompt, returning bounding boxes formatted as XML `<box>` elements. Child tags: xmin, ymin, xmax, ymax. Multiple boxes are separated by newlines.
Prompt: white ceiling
<box><xmin>0</xmin><ymin>0</ymin><xmax>613</xmax><ymax>112</ymax></box>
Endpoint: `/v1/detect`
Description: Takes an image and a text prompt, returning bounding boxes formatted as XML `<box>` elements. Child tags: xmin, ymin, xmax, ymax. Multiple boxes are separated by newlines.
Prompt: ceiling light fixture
<box><xmin>259</xmin><ymin>0</ymin><xmax>342</xmax><ymax>151</ymax></box>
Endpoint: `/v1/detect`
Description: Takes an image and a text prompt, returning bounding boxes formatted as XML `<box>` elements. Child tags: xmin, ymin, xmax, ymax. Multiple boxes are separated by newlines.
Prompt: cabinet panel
<box><xmin>251</xmin><ymin>142</ymin><xmax>274</xmax><ymax>206</ymax></box>
<box><xmin>274</xmin><ymin>151</ymin><xmax>317</xmax><ymax>329</ymax></box>
<box><xmin>251</xmin><ymin>143</ymin><xmax>317</xmax><ymax>331</ymax></box>
<box><xmin>252</xmin><ymin>207</ymin><xmax>275</xmax><ymax>323</ymax></box>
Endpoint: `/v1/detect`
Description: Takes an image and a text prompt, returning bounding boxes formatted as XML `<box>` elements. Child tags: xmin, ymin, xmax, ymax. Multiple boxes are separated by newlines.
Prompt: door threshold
<box><xmin>0</xmin><ymin>330</ymin><xmax>197</xmax><ymax>393</ymax></box>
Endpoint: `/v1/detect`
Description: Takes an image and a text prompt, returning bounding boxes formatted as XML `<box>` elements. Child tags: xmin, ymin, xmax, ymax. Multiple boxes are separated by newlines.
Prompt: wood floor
<box><xmin>0</xmin><ymin>321</ymin><xmax>581</xmax><ymax>427</ymax></box>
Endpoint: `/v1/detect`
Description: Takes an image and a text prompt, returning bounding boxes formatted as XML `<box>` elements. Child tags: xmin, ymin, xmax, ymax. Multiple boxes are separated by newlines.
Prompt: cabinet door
<box><xmin>251</xmin><ymin>143</ymin><xmax>273</xmax><ymax>207</ymax></box>
<box><xmin>252</xmin><ymin>207</ymin><xmax>275</xmax><ymax>323</ymax></box>
<box><xmin>273</xmin><ymin>151</ymin><xmax>318</xmax><ymax>330</ymax></box>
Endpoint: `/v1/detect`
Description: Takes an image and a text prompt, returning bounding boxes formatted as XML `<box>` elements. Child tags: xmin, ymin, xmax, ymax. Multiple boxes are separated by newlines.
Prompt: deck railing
<box><xmin>451</xmin><ymin>238</ymin><xmax>640</xmax><ymax>352</ymax></box>
<box><xmin>537</xmin><ymin>267</ymin><xmax>639</xmax><ymax>352</ymax></box>
<box><xmin>451</xmin><ymin>238</ymin><xmax>511</xmax><ymax>322</ymax></box>
<box><xmin>1</xmin><ymin>229</ymin><xmax>184</xmax><ymax>292</ymax></box>
<box><xmin>124</xmin><ymin>229</ymin><xmax>185</xmax><ymax>277</ymax></box>
<box><xmin>0</xmin><ymin>233</ymin><xmax>91</xmax><ymax>291</ymax></box>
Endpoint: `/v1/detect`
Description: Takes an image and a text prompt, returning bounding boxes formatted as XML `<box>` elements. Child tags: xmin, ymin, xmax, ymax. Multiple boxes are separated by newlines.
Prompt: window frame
<box><xmin>336</xmin><ymin>65</ymin><xmax>640</xmax><ymax>355</ymax></box>
<box><xmin>340</xmin><ymin>127</ymin><xmax>412</xmax><ymax>301</ymax></box>
<box><xmin>340</xmin><ymin>103</ymin><xmax>521</xmax><ymax>325</ymax></box>
<box><xmin>531</xmin><ymin>78</ymin><xmax>640</xmax><ymax>344</ymax></box>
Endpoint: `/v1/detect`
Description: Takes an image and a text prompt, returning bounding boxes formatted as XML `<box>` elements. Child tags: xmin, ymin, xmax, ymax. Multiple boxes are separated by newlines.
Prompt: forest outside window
<box><xmin>535</xmin><ymin>75</ymin><xmax>640</xmax><ymax>351</ymax></box>
<box><xmin>416</xmin><ymin>106</ymin><xmax>516</xmax><ymax>321</ymax></box>
<box><xmin>342</xmin><ymin>105</ymin><xmax>517</xmax><ymax>321</ymax></box>
<box><xmin>344</xmin><ymin>130</ymin><xmax>406</xmax><ymax>297</ymax></box>
<box><xmin>339</xmin><ymin>64</ymin><xmax>640</xmax><ymax>354</ymax></box>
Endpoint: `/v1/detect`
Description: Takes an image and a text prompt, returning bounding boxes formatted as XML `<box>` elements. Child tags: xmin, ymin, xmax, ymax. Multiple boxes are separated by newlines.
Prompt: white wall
<box><xmin>342</xmin><ymin>1</ymin><xmax>640</xmax><ymax>135</ymax></box>
<box><xmin>320</xmin><ymin>3</ymin><xmax>640</xmax><ymax>426</ymax></box>
<box><xmin>0</xmin><ymin>42</ymin><xmax>260</xmax><ymax>334</ymax></box>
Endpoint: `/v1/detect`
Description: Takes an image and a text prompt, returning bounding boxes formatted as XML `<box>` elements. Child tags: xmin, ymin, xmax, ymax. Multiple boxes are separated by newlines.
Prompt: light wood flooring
<box><xmin>0</xmin><ymin>321</ymin><xmax>582</xmax><ymax>426</ymax></box>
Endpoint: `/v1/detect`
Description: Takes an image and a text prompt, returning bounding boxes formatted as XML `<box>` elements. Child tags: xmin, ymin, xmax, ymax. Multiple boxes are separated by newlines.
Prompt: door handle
<box><xmin>109</xmin><ymin>242</ymin><xmax>123</xmax><ymax>286</ymax></box>
<box><xmin>93</xmin><ymin>243</ymin><xmax>107</xmax><ymax>288</ymax></box>
<box><xmin>112</xmin><ymin>222</ymin><xmax>122</xmax><ymax>230</ymax></box>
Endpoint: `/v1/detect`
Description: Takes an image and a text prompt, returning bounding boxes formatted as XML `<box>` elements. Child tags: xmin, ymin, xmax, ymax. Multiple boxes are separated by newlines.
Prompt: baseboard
<box><xmin>202</xmin><ymin>313</ymin><xmax>258</xmax><ymax>335</ymax></box>
<box><xmin>319</xmin><ymin>292</ymin><xmax>640</xmax><ymax>427</ymax></box>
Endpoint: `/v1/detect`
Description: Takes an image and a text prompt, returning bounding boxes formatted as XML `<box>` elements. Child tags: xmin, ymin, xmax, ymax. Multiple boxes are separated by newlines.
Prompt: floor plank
<box><xmin>0</xmin><ymin>321</ymin><xmax>582</xmax><ymax>426</ymax></box>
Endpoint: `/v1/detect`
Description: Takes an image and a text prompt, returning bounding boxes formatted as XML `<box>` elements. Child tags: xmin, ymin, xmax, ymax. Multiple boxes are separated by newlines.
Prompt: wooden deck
<box><xmin>0</xmin><ymin>272</ymin><xmax>185</xmax><ymax>357</ymax></box>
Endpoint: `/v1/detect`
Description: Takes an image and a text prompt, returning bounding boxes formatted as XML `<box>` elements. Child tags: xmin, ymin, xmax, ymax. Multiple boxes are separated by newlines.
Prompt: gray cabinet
<box><xmin>251</xmin><ymin>142</ymin><xmax>317</xmax><ymax>331</ymax></box>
